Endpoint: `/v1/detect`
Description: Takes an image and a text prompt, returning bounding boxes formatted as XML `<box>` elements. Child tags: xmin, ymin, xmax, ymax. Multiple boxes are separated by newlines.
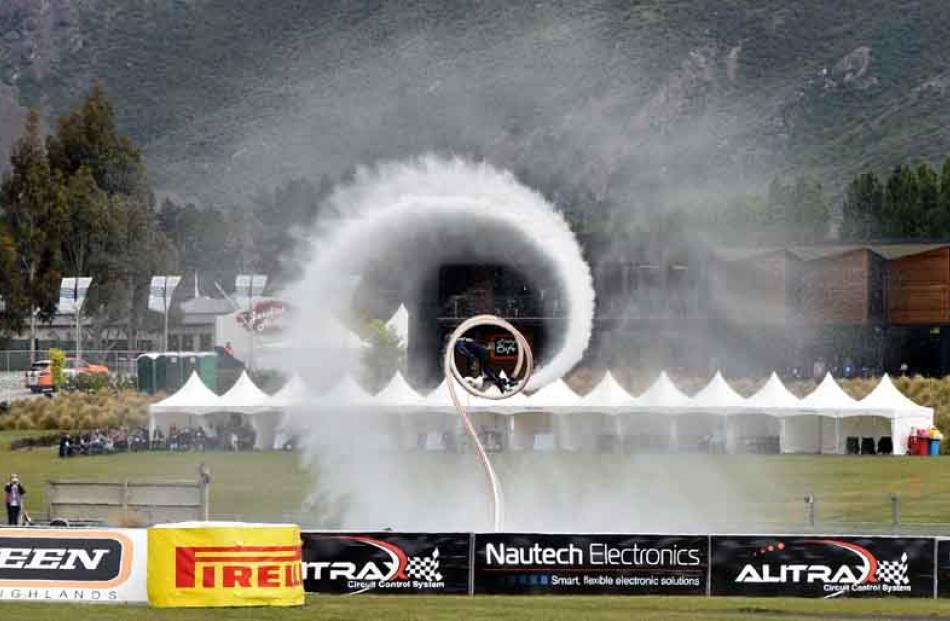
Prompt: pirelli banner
<box><xmin>147</xmin><ymin>523</ymin><xmax>304</xmax><ymax>607</ymax></box>
<box><xmin>472</xmin><ymin>533</ymin><xmax>708</xmax><ymax>595</ymax></box>
<box><xmin>301</xmin><ymin>532</ymin><xmax>471</xmax><ymax>594</ymax></box>
<box><xmin>711</xmin><ymin>536</ymin><xmax>935</xmax><ymax>598</ymax></box>
<box><xmin>0</xmin><ymin>528</ymin><xmax>147</xmax><ymax>603</ymax></box>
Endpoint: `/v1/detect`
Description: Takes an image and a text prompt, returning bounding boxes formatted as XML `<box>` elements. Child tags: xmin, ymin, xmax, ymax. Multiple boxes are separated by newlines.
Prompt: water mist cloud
<box><xmin>285</xmin><ymin>155</ymin><xmax>595</xmax><ymax>389</ymax></box>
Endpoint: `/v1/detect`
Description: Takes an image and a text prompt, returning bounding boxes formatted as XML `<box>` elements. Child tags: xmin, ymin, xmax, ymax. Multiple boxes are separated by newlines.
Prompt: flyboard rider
<box><xmin>454</xmin><ymin>336</ymin><xmax>514</xmax><ymax>394</ymax></box>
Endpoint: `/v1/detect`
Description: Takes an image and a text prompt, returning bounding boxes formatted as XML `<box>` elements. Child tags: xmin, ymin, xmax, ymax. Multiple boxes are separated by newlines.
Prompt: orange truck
<box><xmin>25</xmin><ymin>358</ymin><xmax>109</xmax><ymax>392</ymax></box>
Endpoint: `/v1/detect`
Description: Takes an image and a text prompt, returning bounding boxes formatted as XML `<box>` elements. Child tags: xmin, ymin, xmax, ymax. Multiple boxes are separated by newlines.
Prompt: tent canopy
<box><xmin>635</xmin><ymin>371</ymin><xmax>693</xmax><ymax>411</ymax></box>
<box><xmin>217</xmin><ymin>370</ymin><xmax>274</xmax><ymax>412</ymax></box>
<box><xmin>580</xmin><ymin>371</ymin><xmax>639</xmax><ymax>410</ymax></box>
<box><xmin>859</xmin><ymin>374</ymin><xmax>932</xmax><ymax>418</ymax></box>
<box><xmin>692</xmin><ymin>371</ymin><xmax>746</xmax><ymax>409</ymax></box>
<box><xmin>744</xmin><ymin>372</ymin><xmax>802</xmax><ymax>410</ymax></box>
<box><xmin>150</xmin><ymin>371</ymin><xmax>221</xmax><ymax>415</ymax></box>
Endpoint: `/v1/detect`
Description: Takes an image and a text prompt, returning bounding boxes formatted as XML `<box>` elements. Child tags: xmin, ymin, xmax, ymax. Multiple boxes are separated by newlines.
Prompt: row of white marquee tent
<box><xmin>149</xmin><ymin>369</ymin><xmax>933</xmax><ymax>455</ymax></box>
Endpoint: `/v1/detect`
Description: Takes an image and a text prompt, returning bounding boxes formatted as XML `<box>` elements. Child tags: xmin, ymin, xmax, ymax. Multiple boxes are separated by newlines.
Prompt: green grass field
<box><xmin>3</xmin><ymin>596</ymin><xmax>950</xmax><ymax>620</ymax></box>
<box><xmin>2</xmin><ymin>430</ymin><xmax>950</xmax><ymax>531</ymax></box>
<box><xmin>4</xmin><ymin>432</ymin><xmax>950</xmax><ymax>618</ymax></box>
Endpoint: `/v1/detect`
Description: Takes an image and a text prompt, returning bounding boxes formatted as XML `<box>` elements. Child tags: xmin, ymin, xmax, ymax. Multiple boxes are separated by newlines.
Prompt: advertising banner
<box><xmin>0</xmin><ymin>528</ymin><xmax>147</xmax><ymax>603</ymax></box>
<box><xmin>147</xmin><ymin>523</ymin><xmax>304</xmax><ymax>608</ymax></box>
<box><xmin>711</xmin><ymin>536</ymin><xmax>934</xmax><ymax>598</ymax></box>
<box><xmin>301</xmin><ymin>532</ymin><xmax>471</xmax><ymax>595</ymax></box>
<box><xmin>472</xmin><ymin>533</ymin><xmax>708</xmax><ymax>595</ymax></box>
<box><xmin>935</xmin><ymin>539</ymin><xmax>950</xmax><ymax>597</ymax></box>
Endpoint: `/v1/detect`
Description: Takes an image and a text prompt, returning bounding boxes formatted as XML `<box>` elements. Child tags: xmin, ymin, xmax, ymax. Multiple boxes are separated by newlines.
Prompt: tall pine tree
<box><xmin>0</xmin><ymin>109</ymin><xmax>67</xmax><ymax>357</ymax></box>
<box><xmin>841</xmin><ymin>172</ymin><xmax>884</xmax><ymax>240</ymax></box>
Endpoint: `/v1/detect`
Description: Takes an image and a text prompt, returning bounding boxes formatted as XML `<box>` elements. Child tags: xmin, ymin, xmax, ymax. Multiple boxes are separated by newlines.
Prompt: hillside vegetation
<box><xmin>2</xmin><ymin>1</ymin><xmax>950</xmax><ymax>208</ymax></box>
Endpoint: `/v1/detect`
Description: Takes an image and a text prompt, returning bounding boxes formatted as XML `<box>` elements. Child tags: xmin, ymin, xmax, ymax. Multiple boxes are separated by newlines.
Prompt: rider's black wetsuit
<box><xmin>454</xmin><ymin>337</ymin><xmax>508</xmax><ymax>393</ymax></box>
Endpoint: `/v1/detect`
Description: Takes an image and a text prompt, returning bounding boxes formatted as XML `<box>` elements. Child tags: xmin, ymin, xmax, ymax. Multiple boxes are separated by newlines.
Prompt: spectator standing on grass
<box><xmin>4</xmin><ymin>474</ymin><xmax>25</xmax><ymax>525</ymax></box>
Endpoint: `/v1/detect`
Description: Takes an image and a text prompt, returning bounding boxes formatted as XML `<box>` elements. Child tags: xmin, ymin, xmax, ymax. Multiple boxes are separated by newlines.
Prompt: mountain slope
<box><xmin>1</xmin><ymin>0</ymin><xmax>950</xmax><ymax>221</ymax></box>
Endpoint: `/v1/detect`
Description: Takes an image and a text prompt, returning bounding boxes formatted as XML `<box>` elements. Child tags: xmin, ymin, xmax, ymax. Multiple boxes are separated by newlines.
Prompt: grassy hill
<box><xmin>2</xmin><ymin>1</ymin><xmax>950</xmax><ymax>210</ymax></box>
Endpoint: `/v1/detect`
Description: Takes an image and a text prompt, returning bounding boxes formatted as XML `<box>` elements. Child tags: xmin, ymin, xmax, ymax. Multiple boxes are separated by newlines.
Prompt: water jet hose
<box><xmin>443</xmin><ymin>314</ymin><xmax>533</xmax><ymax>531</ymax></box>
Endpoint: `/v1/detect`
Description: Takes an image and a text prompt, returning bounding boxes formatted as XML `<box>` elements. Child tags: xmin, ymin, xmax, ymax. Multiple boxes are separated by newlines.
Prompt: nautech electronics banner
<box><xmin>147</xmin><ymin>523</ymin><xmax>304</xmax><ymax>608</ymax></box>
<box><xmin>0</xmin><ymin>528</ymin><xmax>147</xmax><ymax>603</ymax></box>
<box><xmin>472</xmin><ymin>533</ymin><xmax>708</xmax><ymax>595</ymax></box>
<box><xmin>301</xmin><ymin>532</ymin><xmax>471</xmax><ymax>594</ymax></box>
<box><xmin>711</xmin><ymin>536</ymin><xmax>934</xmax><ymax>598</ymax></box>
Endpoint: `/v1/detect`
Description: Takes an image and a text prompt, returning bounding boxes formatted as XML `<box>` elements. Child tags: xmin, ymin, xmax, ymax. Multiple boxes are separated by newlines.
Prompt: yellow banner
<box><xmin>147</xmin><ymin>524</ymin><xmax>304</xmax><ymax>608</ymax></box>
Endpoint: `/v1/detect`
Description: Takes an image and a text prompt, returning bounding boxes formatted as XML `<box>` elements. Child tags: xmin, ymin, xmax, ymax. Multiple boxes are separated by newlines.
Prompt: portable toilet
<box><xmin>181</xmin><ymin>352</ymin><xmax>201</xmax><ymax>383</ymax></box>
<box><xmin>197</xmin><ymin>353</ymin><xmax>218</xmax><ymax>392</ymax></box>
<box><xmin>165</xmin><ymin>353</ymin><xmax>184</xmax><ymax>392</ymax></box>
<box><xmin>136</xmin><ymin>353</ymin><xmax>157</xmax><ymax>394</ymax></box>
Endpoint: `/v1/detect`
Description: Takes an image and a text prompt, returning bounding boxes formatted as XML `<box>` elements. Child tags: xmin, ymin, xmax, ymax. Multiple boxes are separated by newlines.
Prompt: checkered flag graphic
<box><xmin>875</xmin><ymin>552</ymin><xmax>910</xmax><ymax>586</ymax></box>
<box><xmin>406</xmin><ymin>547</ymin><xmax>443</xmax><ymax>582</ymax></box>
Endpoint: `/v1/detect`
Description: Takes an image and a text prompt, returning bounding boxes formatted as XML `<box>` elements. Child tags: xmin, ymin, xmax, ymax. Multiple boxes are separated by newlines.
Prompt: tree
<box><xmin>46</xmin><ymin>84</ymin><xmax>150</xmax><ymax>199</ymax></box>
<box><xmin>882</xmin><ymin>164</ymin><xmax>923</xmax><ymax>237</ymax></box>
<box><xmin>788</xmin><ymin>177</ymin><xmax>829</xmax><ymax>242</ymax></box>
<box><xmin>936</xmin><ymin>158</ymin><xmax>950</xmax><ymax>237</ymax></box>
<box><xmin>250</xmin><ymin>175</ymin><xmax>333</xmax><ymax>285</ymax></box>
<box><xmin>764</xmin><ymin>176</ymin><xmax>829</xmax><ymax>242</ymax></box>
<box><xmin>0</xmin><ymin>109</ymin><xmax>67</xmax><ymax>357</ymax></box>
<box><xmin>61</xmin><ymin>166</ymin><xmax>110</xmax><ymax>285</ymax></box>
<box><xmin>840</xmin><ymin>172</ymin><xmax>884</xmax><ymax>240</ymax></box>
<box><xmin>359</xmin><ymin>319</ymin><xmax>405</xmax><ymax>393</ymax></box>
<box><xmin>46</xmin><ymin>86</ymin><xmax>173</xmax><ymax>349</ymax></box>
<box><xmin>158</xmin><ymin>198</ymin><xmax>240</xmax><ymax>290</ymax></box>
<box><xmin>917</xmin><ymin>163</ymin><xmax>941</xmax><ymax>236</ymax></box>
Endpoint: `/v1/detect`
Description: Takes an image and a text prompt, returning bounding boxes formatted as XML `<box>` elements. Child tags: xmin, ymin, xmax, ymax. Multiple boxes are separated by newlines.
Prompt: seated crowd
<box><xmin>57</xmin><ymin>420</ymin><xmax>258</xmax><ymax>457</ymax></box>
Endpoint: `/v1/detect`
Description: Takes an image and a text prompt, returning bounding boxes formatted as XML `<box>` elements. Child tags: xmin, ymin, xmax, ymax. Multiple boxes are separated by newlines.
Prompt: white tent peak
<box><xmin>272</xmin><ymin>373</ymin><xmax>308</xmax><ymax>408</ymax></box>
<box><xmin>386</xmin><ymin>305</ymin><xmax>409</xmax><ymax>343</ymax></box>
<box><xmin>375</xmin><ymin>371</ymin><xmax>426</xmax><ymax>407</ymax></box>
<box><xmin>692</xmin><ymin>371</ymin><xmax>746</xmax><ymax>407</ymax></box>
<box><xmin>150</xmin><ymin>371</ymin><xmax>220</xmax><ymax>413</ymax></box>
<box><xmin>580</xmin><ymin>371</ymin><xmax>638</xmax><ymax>409</ymax></box>
<box><xmin>745</xmin><ymin>372</ymin><xmax>801</xmax><ymax>408</ymax></box>
<box><xmin>527</xmin><ymin>378</ymin><xmax>582</xmax><ymax>408</ymax></box>
<box><xmin>800</xmin><ymin>372</ymin><xmax>861</xmax><ymax>410</ymax></box>
<box><xmin>860</xmin><ymin>374</ymin><xmax>931</xmax><ymax>415</ymax></box>
<box><xmin>325</xmin><ymin>374</ymin><xmax>374</xmax><ymax>405</ymax></box>
<box><xmin>219</xmin><ymin>370</ymin><xmax>273</xmax><ymax>411</ymax></box>
<box><xmin>637</xmin><ymin>371</ymin><xmax>693</xmax><ymax>408</ymax></box>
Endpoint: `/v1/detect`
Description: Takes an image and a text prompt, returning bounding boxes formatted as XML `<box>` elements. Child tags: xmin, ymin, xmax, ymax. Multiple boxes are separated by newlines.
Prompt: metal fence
<box><xmin>0</xmin><ymin>350</ymin><xmax>143</xmax><ymax>376</ymax></box>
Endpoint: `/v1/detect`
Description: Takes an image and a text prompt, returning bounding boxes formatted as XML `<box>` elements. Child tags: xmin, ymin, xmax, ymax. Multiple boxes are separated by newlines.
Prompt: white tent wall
<box><xmin>552</xmin><ymin>412</ymin><xmax>614</xmax><ymax>452</ymax></box>
<box><xmin>617</xmin><ymin>412</ymin><xmax>675</xmax><ymax>452</ymax></box>
<box><xmin>467</xmin><ymin>410</ymin><xmax>508</xmax><ymax>451</ymax></box>
<box><xmin>402</xmin><ymin>411</ymin><xmax>459</xmax><ymax>450</ymax></box>
<box><xmin>149</xmin><ymin>368</ymin><xmax>935</xmax><ymax>456</ymax></box>
<box><xmin>819</xmin><ymin>416</ymin><xmax>838</xmax><ymax>454</ymax></box>
<box><xmin>837</xmin><ymin>415</ymin><xmax>893</xmax><ymax>454</ymax></box>
<box><xmin>676</xmin><ymin>412</ymin><xmax>728</xmax><ymax>452</ymax></box>
<box><xmin>249</xmin><ymin>410</ymin><xmax>284</xmax><ymax>450</ymax></box>
<box><xmin>149</xmin><ymin>411</ymin><xmax>194</xmax><ymax>437</ymax></box>
<box><xmin>509</xmin><ymin>411</ymin><xmax>553</xmax><ymax>451</ymax></box>
<box><xmin>726</xmin><ymin>414</ymin><xmax>782</xmax><ymax>454</ymax></box>
<box><xmin>782</xmin><ymin>415</ymin><xmax>825</xmax><ymax>454</ymax></box>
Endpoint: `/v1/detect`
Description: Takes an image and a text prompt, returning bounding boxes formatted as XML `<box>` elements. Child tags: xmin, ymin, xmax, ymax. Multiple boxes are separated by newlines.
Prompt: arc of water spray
<box><xmin>443</xmin><ymin>314</ymin><xmax>533</xmax><ymax>532</ymax></box>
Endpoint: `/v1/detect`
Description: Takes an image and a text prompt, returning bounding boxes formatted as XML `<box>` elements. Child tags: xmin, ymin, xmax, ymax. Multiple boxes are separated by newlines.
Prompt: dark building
<box><xmin>407</xmin><ymin>236</ymin><xmax>950</xmax><ymax>383</ymax></box>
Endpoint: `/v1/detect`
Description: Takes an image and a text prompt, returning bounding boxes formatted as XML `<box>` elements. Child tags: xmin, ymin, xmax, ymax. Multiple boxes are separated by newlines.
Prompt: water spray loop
<box><xmin>444</xmin><ymin>314</ymin><xmax>533</xmax><ymax>531</ymax></box>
